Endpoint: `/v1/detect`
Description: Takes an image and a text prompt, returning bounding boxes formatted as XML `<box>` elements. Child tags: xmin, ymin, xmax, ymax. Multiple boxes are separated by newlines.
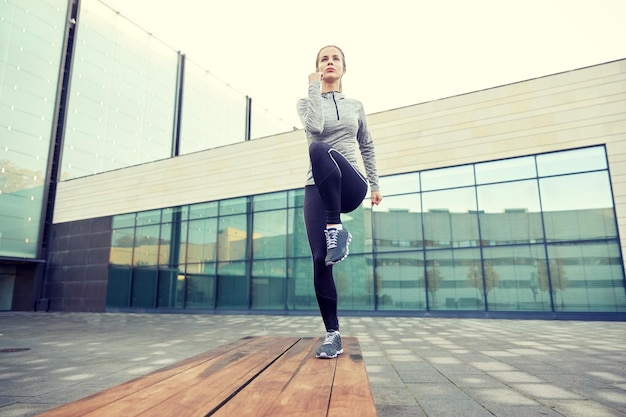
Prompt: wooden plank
<box><xmin>211</xmin><ymin>337</ymin><xmax>319</xmax><ymax>417</ymax></box>
<box><xmin>259</xmin><ymin>336</ymin><xmax>338</xmax><ymax>417</ymax></box>
<box><xmin>91</xmin><ymin>336</ymin><xmax>299</xmax><ymax>417</ymax></box>
<box><xmin>36</xmin><ymin>336</ymin><xmax>259</xmax><ymax>417</ymax></box>
<box><xmin>328</xmin><ymin>337</ymin><xmax>378</xmax><ymax>417</ymax></box>
<box><xmin>36</xmin><ymin>337</ymin><xmax>298</xmax><ymax>417</ymax></box>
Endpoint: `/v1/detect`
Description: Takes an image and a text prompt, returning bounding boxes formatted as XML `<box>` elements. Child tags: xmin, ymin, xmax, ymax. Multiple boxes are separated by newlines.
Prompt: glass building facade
<box><xmin>0</xmin><ymin>0</ymin><xmax>294</xmax><ymax>310</ymax></box>
<box><xmin>1</xmin><ymin>0</ymin><xmax>625</xmax><ymax>318</ymax></box>
<box><xmin>107</xmin><ymin>146</ymin><xmax>626</xmax><ymax>314</ymax></box>
<box><xmin>1</xmin><ymin>0</ymin><xmax>68</xmax><ymax>258</ymax></box>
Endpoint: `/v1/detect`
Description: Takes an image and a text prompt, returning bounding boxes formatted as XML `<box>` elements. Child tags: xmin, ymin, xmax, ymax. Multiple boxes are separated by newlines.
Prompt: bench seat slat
<box><xmin>211</xmin><ymin>337</ymin><xmax>320</xmax><ymax>416</ymax></box>
<box><xmin>328</xmin><ymin>337</ymin><xmax>377</xmax><ymax>417</ymax></box>
<box><xmin>35</xmin><ymin>336</ymin><xmax>260</xmax><ymax>417</ymax></box>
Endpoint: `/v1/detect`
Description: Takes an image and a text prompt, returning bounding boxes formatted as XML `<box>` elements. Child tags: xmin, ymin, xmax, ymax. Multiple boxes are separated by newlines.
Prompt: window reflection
<box><xmin>375</xmin><ymin>251</ymin><xmax>426</xmax><ymax>310</ymax></box>
<box><xmin>106</xmin><ymin>146</ymin><xmax>625</xmax><ymax>315</ymax></box>
<box><xmin>482</xmin><ymin>245</ymin><xmax>551</xmax><ymax>311</ymax></box>
<box><xmin>378</xmin><ymin>173</ymin><xmax>420</xmax><ymax>196</ymax></box>
<box><xmin>475</xmin><ymin>156</ymin><xmax>536</xmax><ymax>184</ymax></box>
<box><xmin>421</xmin><ymin>165</ymin><xmax>474</xmax><ymax>191</ymax></box>
<box><xmin>217</xmin><ymin>215</ymin><xmax>248</xmax><ymax>261</ymax></box>
<box><xmin>251</xmin><ymin>259</ymin><xmax>287</xmax><ymax>309</ymax></box>
<box><xmin>425</xmin><ymin>248</ymin><xmax>482</xmax><ymax>310</ymax></box>
<box><xmin>477</xmin><ymin>180</ymin><xmax>543</xmax><ymax>245</ymax></box>
<box><xmin>186</xmin><ymin>218</ymin><xmax>217</xmax><ymax>263</ymax></box>
<box><xmin>546</xmin><ymin>242</ymin><xmax>626</xmax><ymax>312</ymax></box>
<box><xmin>62</xmin><ymin>0</ymin><xmax>178</xmax><ymax>180</ymax></box>
<box><xmin>537</xmin><ymin>146</ymin><xmax>607</xmax><ymax>177</ymax></box>
<box><xmin>373</xmin><ymin>194</ymin><xmax>423</xmax><ymax>251</ymax></box>
<box><xmin>422</xmin><ymin>187</ymin><xmax>479</xmax><ymax>248</ymax></box>
<box><xmin>541</xmin><ymin>172</ymin><xmax>617</xmax><ymax>241</ymax></box>
<box><xmin>253</xmin><ymin>210</ymin><xmax>287</xmax><ymax>259</ymax></box>
<box><xmin>179</xmin><ymin>59</ymin><xmax>247</xmax><ymax>154</ymax></box>
<box><xmin>0</xmin><ymin>0</ymin><xmax>68</xmax><ymax>258</ymax></box>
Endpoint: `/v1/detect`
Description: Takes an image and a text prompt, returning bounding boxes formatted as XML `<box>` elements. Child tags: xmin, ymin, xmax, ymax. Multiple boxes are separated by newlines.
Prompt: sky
<box><xmin>101</xmin><ymin>0</ymin><xmax>626</xmax><ymax>130</ymax></box>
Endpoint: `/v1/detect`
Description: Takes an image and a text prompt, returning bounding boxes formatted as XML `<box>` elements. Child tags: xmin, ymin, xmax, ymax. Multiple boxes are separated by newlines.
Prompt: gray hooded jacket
<box><xmin>297</xmin><ymin>80</ymin><xmax>380</xmax><ymax>191</ymax></box>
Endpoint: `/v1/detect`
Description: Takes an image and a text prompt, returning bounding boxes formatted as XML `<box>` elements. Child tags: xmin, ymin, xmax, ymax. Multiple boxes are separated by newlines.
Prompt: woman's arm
<box><xmin>356</xmin><ymin>103</ymin><xmax>380</xmax><ymax>193</ymax></box>
<box><xmin>297</xmin><ymin>79</ymin><xmax>324</xmax><ymax>134</ymax></box>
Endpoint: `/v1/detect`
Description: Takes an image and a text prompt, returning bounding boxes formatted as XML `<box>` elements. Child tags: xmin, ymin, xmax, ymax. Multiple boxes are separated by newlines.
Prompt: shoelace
<box><xmin>323</xmin><ymin>332</ymin><xmax>338</xmax><ymax>345</ymax></box>
<box><xmin>325</xmin><ymin>229</ymin><xmax>338</xmax><ymax>249</ymax></box>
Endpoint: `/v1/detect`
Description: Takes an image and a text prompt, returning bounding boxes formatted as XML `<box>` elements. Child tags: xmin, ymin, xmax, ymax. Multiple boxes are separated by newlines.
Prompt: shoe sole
<box><xmin>325</xmin><ymin>234</ymin><xmax>352</xmax><ymax>266</ymax></box>
<box><xmin>316</xmin><ymin>349</ymin><xmax>344</xmax><ymax>359</ymax></box>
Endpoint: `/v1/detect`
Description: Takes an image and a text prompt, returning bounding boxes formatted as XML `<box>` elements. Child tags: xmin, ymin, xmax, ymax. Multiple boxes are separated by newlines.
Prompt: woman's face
<box><xmin>317</xmin><ymin>46</ymin><xmax>345</xmax><ymax>81</ymax></box>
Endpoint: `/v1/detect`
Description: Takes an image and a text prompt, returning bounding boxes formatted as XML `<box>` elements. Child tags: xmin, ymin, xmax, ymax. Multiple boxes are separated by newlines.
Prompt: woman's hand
<box><xmin>371</xmin><ymin>190</ymin><xmax>383</xmax><ymax>206</ymax></box>
<box><xmin>308</xmin><ymin>72</ymin><xmax>323</xmax><ymax>84</ymax></box>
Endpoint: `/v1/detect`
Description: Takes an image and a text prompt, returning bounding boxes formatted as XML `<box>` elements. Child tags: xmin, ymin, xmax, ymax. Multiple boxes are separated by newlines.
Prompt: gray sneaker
<box><xmin>324</xmin><ymin>227</ymin><xmax>351</xmax><ymax>266</ymax></box>
<box><xmin>316</xmin><ymin>331</ymin><xmax>343</xmax><ymax>359</ymax></box>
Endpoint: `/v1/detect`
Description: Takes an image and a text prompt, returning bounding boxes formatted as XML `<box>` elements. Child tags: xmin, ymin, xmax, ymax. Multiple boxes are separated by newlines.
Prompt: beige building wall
<box><xmin>54</xmin><ymin>59</ymin><xmax>626</xmax><ymax>259</ymax></box>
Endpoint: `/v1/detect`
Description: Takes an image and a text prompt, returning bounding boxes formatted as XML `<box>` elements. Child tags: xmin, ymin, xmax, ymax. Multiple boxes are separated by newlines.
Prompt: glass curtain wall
<box><xmin>0</xmin><ymin>0</ymin><xmax>68</xmax><ymax>258</ymax></box>
<box><xmin>108</xmin><ymin>146</ymin><xmax>626</xmax><ymax>314</ymax></box>
<box><xmin>59</xmin><ymin>1</ymin><xmax>295</xmax><ymax>179</ymax></box>
<box><xmin>61</xmin><ymin>0</ymin><xmax>178</xmax><ymax>180</ymax></box>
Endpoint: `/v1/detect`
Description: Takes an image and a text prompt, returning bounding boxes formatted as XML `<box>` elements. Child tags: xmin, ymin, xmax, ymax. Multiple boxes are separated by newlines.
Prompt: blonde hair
<box><xmin>316</xmin><ymin>45</ymin><xmax>346</xmax><ymax>92</ymax></box>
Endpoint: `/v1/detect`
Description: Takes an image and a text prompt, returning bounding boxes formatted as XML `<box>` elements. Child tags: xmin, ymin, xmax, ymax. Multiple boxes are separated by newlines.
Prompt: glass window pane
<box><xmin>537</xmin><ymin>146</ymin><xmax>607</xmax><ymax>177</ymax></box>
<box><xmin>546</xmin><ymin>242</ymin><xmax>626</xmax><ymax>312</ymax></box>
<box><xmin>373</xmin><ymin>194</ymin><xmax>422</xmax><ymax>252</ymax></box>
<box><xmin>421</xmin><ymin>165</ymin><xmax>474</xmax><ymax>191</ymax></box>
<box><xmin>112</xmin><ymin>213</ymin><xmax>136</xmax><ymax>229</ymax></box>
<box><xmin>422</xmin><ymin>188</ymin><xmax>479</xmax><ymax>248</ymax></box>
<box><xmin>131</xmin><ymin>267</ymin><xmax>157</xmax><ymax>308</ymax></box>
<box><xmin>477</xmin><ymin>180</ymin><xmax>544</xmax><ymax>245</ymax></box>
<box><xmin>106</xmin><ymin>267</ymin><xmax>131</xmax><ymax>307</ymax></box>
<box><xmin>475</xmin><ymin>156</ymin><xmax>536</xmax><ymax>184</ymax></box>
<box><xmin>253</xmin><ymin>192</ymin><xmax>286</xmax><ymax>212</ymax></box>
<box><xmin>375</xmin><ymin>251</ymin><xmax>426</xmax><ymax>310</ymax></box>
<box><xmin>216</xmin><ymin>261</ymin><xmax>248</xmax><ymax>309</ymax></box>
<box><xmin>187</xmin><ymin>218</ymin><xmax>218</xmax><ymax>263</ymax></box>
<box><xmin>251</xmin><ymin>259</ymin><xmax>286</xmax><ymax>309</ymax></box>
<box><xmin>253</xmin><ymin>210</ymin><xmax>286</xmax><ymax>259</ymax></box>
<box><xmin>158</xmin><ymin>222</ymin><xmax>174</xmax><ymax>266</ymax></box>
<box><xmin>541</xmin><ymin>172</ymin><xmax>617</xmax><ymax>242</ymax></box>
<box><xmin>110</xmin><ymin>228</ymin><xmax>134</xmax><ymax>266</ymax></box>
<box><xmin>334</xmin><ymin>254</ymin><xmax>374</xmax><ymax>310</ymax></box>
<box><xmin>287</xmin><ymin>258</ymin><xmax>316</xmax><ymax>310</ymax></box>
<box><xmin>189</xmin><ymin>201</ymin><xmax>218</xmax><ymax>220</ymax></box>
<box><xmin>341</xmin><ymin>204</ymin><xmax>371</xmax><ymax>254</ymax></box>
<box><xmin>133</xmin><ymin>225</ymin><xmax>160</xmax><ymax>266</ymax></box>
<box><xmin>482</xmin><ymin>245</ymin><xmax>552</xmax><ymax>312</ymax></box>
<box><xmin>61</xmin><ymin>0</ymin><xmax>178</xmax><ymax>179</ymax></box>
<box><xmin>136</xmin><ymin>209</ymin><xmax>161</xmax><ymax>226</ymax></box>
<box><xmin>219</xmin><ymin>197</ymin><xmax>248</xmax><ymax>216</ymax></box>
<box><xmin>179</xmin><ymin>59</ymin><xmax>247</xmax><ymax>154</ymax></box>
<box><xmin>379</xmin><ymin>173</ymin><xmax>420</xmax><ymax>196</ymax></box>
<box><xmin>249</xmin><ymin>100</ymin><xmax>294</xmax><ymax>140</ymax></box>
<box><xmin>218</xmin><ymin>215</ymin><xmax>248</xmax><ymax>261</ymax></box>
<box><xmin>157</xmin><ymin>268</ymin><xmax>183</xmax><ymax>308</ymax></box>
<box><xmin>287</xmin><ymin>208</ymin><xmax>309</xmax><ymax>258</ymax></box>
<box><xmin>287</xmin><ymin>188</ymin><xmax>305</xmax><ymax>208</ymax></box>
<box><xmin>0</xmin><ymin>0</ymin><xmax>68</xmax><ymax>258</ymax></box>
<box><xmin>185</xmin><ymin>265</ymin><xmax>216</xmax><ymax>309</ymax></box>
<box><xmin>425</xmin><ymin>248</ymin><xmax>482</xmax><ymax>311</ymax></box>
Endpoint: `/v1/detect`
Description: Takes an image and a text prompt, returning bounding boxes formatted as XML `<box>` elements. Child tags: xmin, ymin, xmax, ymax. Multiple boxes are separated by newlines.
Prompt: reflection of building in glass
<box><xmin>1</xmin><ymin>0</ymin><xmax>625</xmax><ymax>319</ymax></box>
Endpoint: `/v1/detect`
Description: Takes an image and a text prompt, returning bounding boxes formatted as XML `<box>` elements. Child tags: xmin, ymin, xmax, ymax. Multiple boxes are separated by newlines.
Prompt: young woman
<box><xmin>297</xmin><ymin>45</ymin><xmax>382</xmax><ymax>359</ymax></box>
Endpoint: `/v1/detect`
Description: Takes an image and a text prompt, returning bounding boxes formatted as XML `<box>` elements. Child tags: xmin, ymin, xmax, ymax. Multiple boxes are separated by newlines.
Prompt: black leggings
<box><xmin>303</xmin><ymin>141</ymin><xmax>368</xmax><ymax>332</ymax></box>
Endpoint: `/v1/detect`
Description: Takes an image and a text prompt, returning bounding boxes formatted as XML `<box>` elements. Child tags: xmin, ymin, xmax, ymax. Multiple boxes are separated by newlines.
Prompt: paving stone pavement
<box><xmin>0</xmin><ymin>312</ymin><xmax>625</xmax><ymax>417</ymax></box>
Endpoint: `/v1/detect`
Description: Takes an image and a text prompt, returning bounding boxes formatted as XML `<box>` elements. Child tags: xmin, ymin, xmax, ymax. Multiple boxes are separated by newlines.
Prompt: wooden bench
<box><xmin>37</xmin><ymin>336</ymin><xmax>377</xmax><ymax>417</ymax></box>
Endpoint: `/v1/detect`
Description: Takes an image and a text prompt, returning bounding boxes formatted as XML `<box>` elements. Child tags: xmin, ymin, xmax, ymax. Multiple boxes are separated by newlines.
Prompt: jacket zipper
<box><xmin>331</xmin><ymin>92</ymin><xmax>340</xmax><ymax>120</ymax></box>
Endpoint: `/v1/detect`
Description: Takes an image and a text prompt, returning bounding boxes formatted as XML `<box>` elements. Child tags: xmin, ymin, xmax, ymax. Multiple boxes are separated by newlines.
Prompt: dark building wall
<box><xmin>46</xmin><ymin>217</ymin><xmax>112</xmax><ymax>311</ymax></box>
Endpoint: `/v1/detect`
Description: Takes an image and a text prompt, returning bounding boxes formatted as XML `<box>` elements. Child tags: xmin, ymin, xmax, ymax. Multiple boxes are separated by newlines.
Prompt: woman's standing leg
<box><xmin>304</xmin><ymin>185</ymin><xmax>339</xmax><ymax>333</ymax></box>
